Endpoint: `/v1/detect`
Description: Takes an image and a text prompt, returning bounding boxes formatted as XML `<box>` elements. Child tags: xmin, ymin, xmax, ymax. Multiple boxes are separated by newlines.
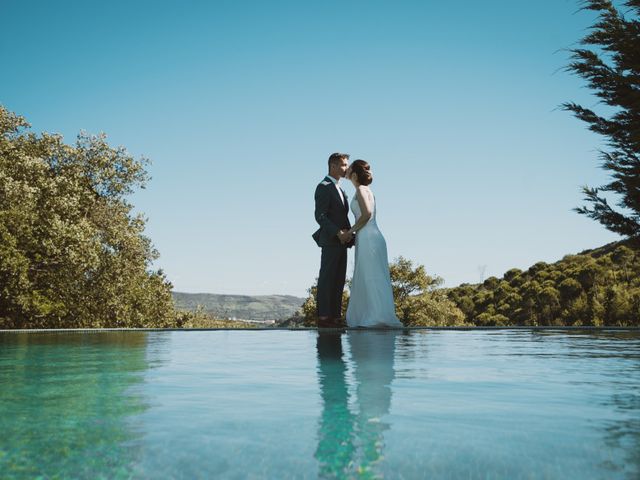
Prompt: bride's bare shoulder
<box><xmin>356</xmin><ymin>185</ymin><xmax>373</xmax><ymax>199</ymax></box>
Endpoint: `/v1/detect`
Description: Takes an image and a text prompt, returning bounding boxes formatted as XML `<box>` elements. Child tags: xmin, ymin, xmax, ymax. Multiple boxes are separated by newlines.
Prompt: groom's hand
<box><xmin>337</xmin><ymin>230</ymin><xmax>353</xmax><ymax>244</ymax></box>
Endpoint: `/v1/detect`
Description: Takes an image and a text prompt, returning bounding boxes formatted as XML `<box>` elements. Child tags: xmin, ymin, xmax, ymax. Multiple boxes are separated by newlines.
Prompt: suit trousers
<box><xmin>317</xmin><ymin>245</ymin><xmax>348</xmax><ymax>318</ymax></box>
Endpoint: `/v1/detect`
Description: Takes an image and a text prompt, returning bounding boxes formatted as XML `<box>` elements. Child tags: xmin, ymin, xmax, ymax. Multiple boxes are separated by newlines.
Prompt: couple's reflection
<box><xmin>315</xmin><ymin>330</ymin><xmax>398</xmax><ymax>479</ymax></box>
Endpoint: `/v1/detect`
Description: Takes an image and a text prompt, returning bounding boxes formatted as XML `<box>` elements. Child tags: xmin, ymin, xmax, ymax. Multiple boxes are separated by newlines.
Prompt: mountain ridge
<box><xmin>172</xmin><ymin>292</ymin><xmax>305</xmax><ymax>321</ymax></box>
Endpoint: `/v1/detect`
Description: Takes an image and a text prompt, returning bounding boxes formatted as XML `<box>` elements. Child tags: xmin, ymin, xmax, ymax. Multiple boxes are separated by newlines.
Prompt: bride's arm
<box><xmin>348</xmin><ymin>186</ymin><xmax>373</xmax><ymax>235</ymax></box>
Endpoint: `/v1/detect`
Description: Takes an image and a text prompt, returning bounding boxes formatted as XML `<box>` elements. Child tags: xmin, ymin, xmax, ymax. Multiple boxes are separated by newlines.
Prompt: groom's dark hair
<box><xmin>328</xmin><ymin>152</ymin><xmax>349</xmax><ymax>169</ymax></box>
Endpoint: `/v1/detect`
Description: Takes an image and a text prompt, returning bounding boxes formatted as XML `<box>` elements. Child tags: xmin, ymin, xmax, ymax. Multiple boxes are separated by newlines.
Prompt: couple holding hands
<box><xmin>313</xmin><ymin>153</ymin><xmax>402</xmax><ymax>329</ymax></box>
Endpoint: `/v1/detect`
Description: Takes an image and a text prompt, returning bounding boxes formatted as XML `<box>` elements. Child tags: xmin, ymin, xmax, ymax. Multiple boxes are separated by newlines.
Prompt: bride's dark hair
<box><xmin>350</xmin><ymin>159</ymin><xmax>373</xmax><ymax>186</ymax></box>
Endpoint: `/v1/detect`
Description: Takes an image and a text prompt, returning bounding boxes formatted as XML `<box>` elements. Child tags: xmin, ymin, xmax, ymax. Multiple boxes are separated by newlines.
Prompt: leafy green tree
<box><xmin>456</xmin><ymin>296</ymin><xmax>475</xmax><ymax>318</ymax></box>
<box><xmin>559</xmin><ymin>278</ymin><xmax>583</xmax><ymax>303</ymax></box>
<box><xmin>577</xmin><ymin>262</ymin><xmax>600</xmax><ymax>291</ymax></box>
<box><xmin>389</xmin><ymin>256</ymin><xmax>466</xmax><ymax>326</ymax></box>
<box><xmin>611</xmin><ymin>245</ymin><xmax>635</xmax><ymax>283</ymax></box>
<box><xmin>482</xmin><ymin>276</ymin><xmax>500</xmax><ymax>290</ymax></box>
<box><xmin>503</xmin><ymin>268</ymin><xmax>523</xmax><ymax>284</ymax></box>
<box><xmin>563</xmin><ymin>1</ymin><xmax>640</xmax><ymax>241</ymax></box>
<box><xmin>538</xmin><ymin>286</ymin><xmax>561</xmax><ymax>325</ymax></box>
<box><xmin>0</xmin><ymin>106</ymin><xmax>174</xmax><ymax>328</ymax></box>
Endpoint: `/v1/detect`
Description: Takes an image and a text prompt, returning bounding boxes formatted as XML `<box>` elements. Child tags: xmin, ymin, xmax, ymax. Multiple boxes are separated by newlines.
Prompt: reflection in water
<box><xmin>348</xmin><ymin>331</ymin><xmax>398</xmax><ymax>479</ymax></box>
<box><xmin>0</xmin><ymin>332</ymin><xmax>162</xmax><ymax>480</ymax></box>
<box><xmin>603</xmin><ymin>392</ymin><xmax>640</xmax><ymax>479</ymax></box>
<box><xmin>315</xmin><ymin>332</ymin><xmax>356</xmax><ymax>479</ymax></box>
<box><xmin>315</xmin><ymin>331</ymin><xmax>399</xmax><ymax>479</ymax></box>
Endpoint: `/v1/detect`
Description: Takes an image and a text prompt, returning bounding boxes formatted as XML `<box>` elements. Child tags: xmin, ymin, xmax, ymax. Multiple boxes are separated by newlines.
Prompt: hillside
<box><xmin>172</xmin><ymin>292</ymin><xmax>305</xmax><ymax>321</ymax></box>
<box><xmin>445</xmin><ymin>239</ymin><xmax>640</xmax><ymax>327</ymax></box>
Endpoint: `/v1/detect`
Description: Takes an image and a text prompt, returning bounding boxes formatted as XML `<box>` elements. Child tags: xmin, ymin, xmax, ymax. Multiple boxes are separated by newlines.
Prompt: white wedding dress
<box><xmin>346</xmin><ymin>188</ymin><xmax>403</xmax><ymax>328</ymax></box>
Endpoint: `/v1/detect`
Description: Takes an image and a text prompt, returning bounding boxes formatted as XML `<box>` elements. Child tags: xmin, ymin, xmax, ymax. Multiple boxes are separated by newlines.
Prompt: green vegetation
<box><xmin>563</xmin><ymin>1</ymin><xmax>640</xmax><ymax>240</ymax></box>
<box><xmin>0</xmin><ymin>106</ymin><xmax>176</xmax><ymax>328</ymax></box>
<box><xmin>294</xmin><ymin>256</ymin><xmax>468</xmax><ymax>327</ymax></box>
<box><xmin>389</xmin><ymin>256</ymin><xmax>467</xmax><ymax>326</ymax></box>
<box><xmin>445</xmin><ymin>240</ymin><xmax>640</xmax><ymax>326</ymax></box>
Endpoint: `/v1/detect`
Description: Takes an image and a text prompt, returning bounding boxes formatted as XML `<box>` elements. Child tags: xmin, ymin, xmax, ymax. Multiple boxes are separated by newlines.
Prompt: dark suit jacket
<box><xmin>313</xmin><ymin>176</ymin><xmax>354</xmax><ymax>248</ymax></box>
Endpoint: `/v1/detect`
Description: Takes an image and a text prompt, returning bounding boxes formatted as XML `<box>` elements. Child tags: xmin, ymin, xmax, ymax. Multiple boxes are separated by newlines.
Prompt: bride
<box><xmin>344</xmin><ymin>160</ymin><xmax>403</xmax><ymax>328</ymax></box>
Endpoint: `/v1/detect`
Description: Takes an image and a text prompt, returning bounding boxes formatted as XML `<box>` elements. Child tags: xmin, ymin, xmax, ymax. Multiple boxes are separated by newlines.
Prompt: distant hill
<box><xmin>171</xmin><ymin>292</ymin><xmax>305</xmax><ymax>321</ymax></box>
<box><xmin>445</xmin><ymin>239</ymin><xmax>640</xmax><ymax>327</ymax></box>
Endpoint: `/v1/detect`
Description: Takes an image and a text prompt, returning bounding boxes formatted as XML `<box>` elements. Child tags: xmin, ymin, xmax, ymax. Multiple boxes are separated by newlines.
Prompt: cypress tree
<box><xmin>563</xmin><ymin>1</ymin><xmax>640</xmax><ymax>241</ymax></box>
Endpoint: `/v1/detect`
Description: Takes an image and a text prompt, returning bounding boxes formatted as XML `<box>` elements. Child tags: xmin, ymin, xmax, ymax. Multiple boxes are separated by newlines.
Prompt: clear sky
<box><xmin>1</xmin><ymin>0</ymin><xmax>622</xmax><ymax>297</ymax></box>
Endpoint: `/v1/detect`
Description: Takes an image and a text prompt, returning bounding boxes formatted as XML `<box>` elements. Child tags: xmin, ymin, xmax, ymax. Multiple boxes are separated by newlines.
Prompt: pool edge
<box><xmin>1</xmin><ymin>326</ymin><xmax>639</xmax><ymax>333</ymax></box>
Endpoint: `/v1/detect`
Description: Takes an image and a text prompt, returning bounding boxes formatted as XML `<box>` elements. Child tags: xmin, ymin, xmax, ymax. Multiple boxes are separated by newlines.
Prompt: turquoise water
<box><xmin>1</xmin><ymin>329</ymin><xmax>639</xmax><ymax>479</ymax></box>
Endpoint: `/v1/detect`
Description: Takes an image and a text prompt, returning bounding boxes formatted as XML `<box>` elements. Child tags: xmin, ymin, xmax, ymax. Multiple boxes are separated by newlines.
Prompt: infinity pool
<box><xmin>1</xmin><ymin>329</ymin><xmax>639</xmax><ymax>479</ymax></box>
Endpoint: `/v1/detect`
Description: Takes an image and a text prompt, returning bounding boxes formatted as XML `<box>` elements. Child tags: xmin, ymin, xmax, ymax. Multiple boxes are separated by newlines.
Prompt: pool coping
<box><xmin>1</xmin><ymin>326</ymin><xmax>639</xmax><ymax>333</ymax></box>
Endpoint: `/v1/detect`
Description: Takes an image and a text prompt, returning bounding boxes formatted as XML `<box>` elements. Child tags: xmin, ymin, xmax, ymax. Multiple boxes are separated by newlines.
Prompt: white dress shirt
<box><xmin>327</xmin><ymin>175</ymin><xmax>346</xmax><ymax>206</ymax></box>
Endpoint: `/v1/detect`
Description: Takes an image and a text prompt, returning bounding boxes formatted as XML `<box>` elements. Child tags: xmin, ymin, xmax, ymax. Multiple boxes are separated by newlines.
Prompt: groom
<box><xmin>312</xmin><ymin>152</ymin><xmax>355</xmax><ymax>328</ymax></box>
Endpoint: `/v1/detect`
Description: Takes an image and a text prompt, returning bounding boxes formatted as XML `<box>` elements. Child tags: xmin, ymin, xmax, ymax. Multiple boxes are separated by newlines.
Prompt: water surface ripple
<box><xmin>1</xmin><ymin>329</ymin><xmax>638</xmax><ymax>479</ymax></box>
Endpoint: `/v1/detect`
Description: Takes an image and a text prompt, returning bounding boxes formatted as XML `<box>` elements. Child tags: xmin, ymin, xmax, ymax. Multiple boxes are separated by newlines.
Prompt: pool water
<box><xmin>1</xmin><ymin>329</ymin><xmax>639</xmax><ymax>479</ymax></box>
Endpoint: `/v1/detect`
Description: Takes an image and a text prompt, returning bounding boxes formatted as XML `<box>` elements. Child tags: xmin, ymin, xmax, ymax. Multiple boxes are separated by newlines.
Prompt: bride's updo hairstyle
<box><xmin>350</xmin><ymin>159</ymin><xmax>373</xmax><ymax>186</ymax></box>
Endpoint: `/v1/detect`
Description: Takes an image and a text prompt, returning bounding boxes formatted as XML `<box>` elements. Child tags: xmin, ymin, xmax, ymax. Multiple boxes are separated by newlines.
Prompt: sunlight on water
<box><xmin>1</xmin><ymin>329</ymin><xmax>639</xmax><ymax>479</ymax></box>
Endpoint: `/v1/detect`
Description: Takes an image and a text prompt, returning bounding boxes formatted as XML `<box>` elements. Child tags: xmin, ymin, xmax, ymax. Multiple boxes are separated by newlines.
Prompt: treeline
<box><xmin>445</xmin><ymin>241</ymin><xmax>640</xmax><ymax>327</ymax></box>
<box><xmin>0</xmin><ymin>106</ymin><xmax>248</xmax><ymax>329</ymax></box>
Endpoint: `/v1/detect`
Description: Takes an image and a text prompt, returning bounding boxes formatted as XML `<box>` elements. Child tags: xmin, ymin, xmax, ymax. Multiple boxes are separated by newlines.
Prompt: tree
<box><xmin>389</xmin><ymin>256</ymin><xmax>466</xmax><ymax>326</ymax></box>
<box><xmin>0</xmin><ymin>106</ymin><xmax>175</xmax><ymax>328</ymax></box>
<box><xmin>563</xmin><ymin>1</ymin><xmax>640</xmax><ymax>241</ymax></box>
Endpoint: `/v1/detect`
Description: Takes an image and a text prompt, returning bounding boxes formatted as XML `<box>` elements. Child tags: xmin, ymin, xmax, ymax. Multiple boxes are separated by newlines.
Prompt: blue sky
<box><xmin>1</xmin><ymin>0</ymin><xmax>622</xmax><ymax>297</ymax></box>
